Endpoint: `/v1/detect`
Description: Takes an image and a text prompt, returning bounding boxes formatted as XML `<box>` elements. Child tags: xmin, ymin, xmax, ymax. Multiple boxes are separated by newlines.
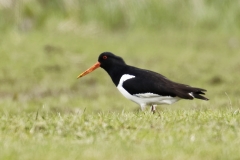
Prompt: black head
<box><xmin>77</xmin><ymin>52</ymin><xmax>126</xmax><ymax>80</ymax></box>
<box><xmin>98</xmin><ymin>52</ymin><xmax>126</xmax><ymax>69</ymax></box>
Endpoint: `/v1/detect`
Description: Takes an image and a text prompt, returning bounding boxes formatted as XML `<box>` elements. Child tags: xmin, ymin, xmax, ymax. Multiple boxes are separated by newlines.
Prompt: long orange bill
<box><xmin>77</xmin><ymin>62</ymin><xmax>101</xmax><ymax>79</ymax></box>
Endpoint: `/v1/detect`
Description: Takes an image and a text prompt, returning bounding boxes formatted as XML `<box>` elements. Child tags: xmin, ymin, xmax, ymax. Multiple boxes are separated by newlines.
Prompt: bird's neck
<box><xmin>103</xmin><ymin>64</ymin><xmax>128</xmax><ymax>86</ymax></box>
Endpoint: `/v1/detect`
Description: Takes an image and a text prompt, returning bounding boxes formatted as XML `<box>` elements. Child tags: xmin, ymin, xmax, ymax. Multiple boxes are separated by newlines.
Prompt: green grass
<box><xmin>1</xmin><ymin>0</ymin><xmax>240</xmax><ymax>159</ymax></box>
<box><xmin>1</xmin><ymin>0</ymin><xmax>240</xmax><ymax>32</ymax></box>
<box><xmin>1</xmin><ymin>109</ymin><xmax>240</xmax><ymax>160</ymax></box>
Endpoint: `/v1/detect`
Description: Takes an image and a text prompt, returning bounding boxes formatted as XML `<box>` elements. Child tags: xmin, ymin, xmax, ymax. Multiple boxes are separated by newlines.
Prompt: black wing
<box><xmin>122</xmin><ymin>67</ymin><xmax>208</xmax><ymax>100</ymax></box>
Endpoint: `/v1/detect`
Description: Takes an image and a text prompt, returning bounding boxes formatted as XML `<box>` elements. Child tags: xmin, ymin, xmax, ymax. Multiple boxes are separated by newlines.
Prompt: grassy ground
<box><xmin>1</xmin><ymin>0</ymin><xmax>240</xmax><ymax>159</ymax></box>
<box><xmin>1</xmin><ymin>110</ymin><xmax>240</xmax><ymax>160</ymax></box>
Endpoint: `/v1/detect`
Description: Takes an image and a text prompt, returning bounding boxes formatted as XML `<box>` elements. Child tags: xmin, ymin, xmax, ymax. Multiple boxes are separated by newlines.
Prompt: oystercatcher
<box><xmin>77</xmin><ymin>52</ymin><xmax>208</xmax><ymax>112</ymax></box>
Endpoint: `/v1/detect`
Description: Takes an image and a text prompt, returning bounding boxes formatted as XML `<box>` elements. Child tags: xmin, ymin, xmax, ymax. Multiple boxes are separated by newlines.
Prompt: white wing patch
<box><xmin>189</xmin><ymin>92</ymin><xmax>194</xmax><ymax>98</ymax></box>
<box><xmin>135</xmin><ymin>93</ymin><xmax>161</xmax><ymax>98</ymax></box>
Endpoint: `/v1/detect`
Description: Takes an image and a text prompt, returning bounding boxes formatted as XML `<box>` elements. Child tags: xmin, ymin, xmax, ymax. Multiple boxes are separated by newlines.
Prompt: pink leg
<box><xmin>151</xmin><ymin>105</ymin><xmax>156</xmax><ymax>113</ymax></box>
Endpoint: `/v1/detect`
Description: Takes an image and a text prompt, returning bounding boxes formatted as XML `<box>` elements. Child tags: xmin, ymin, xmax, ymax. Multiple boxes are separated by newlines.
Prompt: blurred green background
<box><xmin>0</xmin><ymin>0</ymin><xmax>239</xmax><ymax>112</ymax></box>
<box><xmin>1</xmin><ymin>0</ymin><xmax>240</xmax><ymax>31</ymax></box>
<box><xmin>1</xmin><ymin>1</ymin><xmax>240</xmax><ymax>160</ymax></box>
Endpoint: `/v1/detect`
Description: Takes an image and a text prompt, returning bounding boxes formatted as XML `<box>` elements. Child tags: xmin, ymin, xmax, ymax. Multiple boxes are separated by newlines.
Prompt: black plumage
<box><xmin>98</xmin><ymin>52</ymin><xmax>208</xmax><ymax>101</ymax></box>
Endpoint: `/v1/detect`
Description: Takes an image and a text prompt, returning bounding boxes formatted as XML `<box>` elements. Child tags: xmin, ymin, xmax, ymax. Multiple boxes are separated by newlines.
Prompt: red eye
<box><xmin>103</xmin><ymin>56</ymin><xmax>107</xmax><ymax>59</ymax></box>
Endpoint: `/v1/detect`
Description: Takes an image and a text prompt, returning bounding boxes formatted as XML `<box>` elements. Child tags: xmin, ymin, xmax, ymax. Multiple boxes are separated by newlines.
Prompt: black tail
<box><xmin>174</xmin><ymin>84</ymin><xmax>209</xmax><ymax>101</ymax></box>
<box><xmin>192</xmin><ymin>90</ymin><xmax>209</xmax><ymax>101</ymax></box>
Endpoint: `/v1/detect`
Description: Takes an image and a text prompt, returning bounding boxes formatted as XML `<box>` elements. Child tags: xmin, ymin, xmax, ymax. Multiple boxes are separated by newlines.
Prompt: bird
<box><xmin>77</xmin><ymin>52</ymin><xmax>208</xmax><ymax>112</ymax></box>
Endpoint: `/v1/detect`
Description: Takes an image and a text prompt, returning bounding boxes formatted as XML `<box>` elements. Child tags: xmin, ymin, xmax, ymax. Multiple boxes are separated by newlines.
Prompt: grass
<box><xmin>1</xmin><ymin>0</ymin><xmax>240</xmax><ymax>32</ymax></box>
<box><xmin>1</xmin><ymin>0</ymin><xmax>240</xmax><ymax>159</ymax></box>
<box><xmin>1</xmin><ymin>109</ymin><xmax>240</xmax><ymax>160</ymax></box>
<box><xmin>0</xmin><ymin>110</ymin><xmax>240</xmax><ymax>159</ymax></box>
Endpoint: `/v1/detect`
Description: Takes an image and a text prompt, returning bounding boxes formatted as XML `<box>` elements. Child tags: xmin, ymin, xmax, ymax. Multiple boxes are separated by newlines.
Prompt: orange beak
<box><xmin>77</xmin><ymin>62</ymin><xmax>101</xmax><ymax>79</ymax></box>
